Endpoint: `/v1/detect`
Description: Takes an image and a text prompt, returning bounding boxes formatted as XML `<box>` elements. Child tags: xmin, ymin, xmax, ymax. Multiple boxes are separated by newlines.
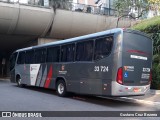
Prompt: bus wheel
<box><xmin>56</xmin><ymin>80</ymin><xmax>67</xmax><ymax>97</ymax></box>
<box><xmin>16</xmin><ymin>76</ymin><xmax>25</xmax><ymax>87</ymax></box>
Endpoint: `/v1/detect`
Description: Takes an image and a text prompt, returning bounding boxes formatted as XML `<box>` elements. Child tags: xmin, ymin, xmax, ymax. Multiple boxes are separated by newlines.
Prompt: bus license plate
<box><xmin>133</xmin><ymin>88</ymin><xmax>141</xmax><ymax>92</ymax></box>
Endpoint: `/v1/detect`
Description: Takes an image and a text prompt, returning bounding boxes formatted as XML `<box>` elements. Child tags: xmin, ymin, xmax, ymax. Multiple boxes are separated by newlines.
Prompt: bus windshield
<box><xmin>10</xmin><ymin>52</ymin><xmax>17</xmax><ymax>71</ymax></box>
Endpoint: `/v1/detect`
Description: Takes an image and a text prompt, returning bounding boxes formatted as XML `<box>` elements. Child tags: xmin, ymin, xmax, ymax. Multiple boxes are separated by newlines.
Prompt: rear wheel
<box><xmin>56</xmin><ymin>80</ymin><xmax>67</xmax><ymax>97</ymax></box>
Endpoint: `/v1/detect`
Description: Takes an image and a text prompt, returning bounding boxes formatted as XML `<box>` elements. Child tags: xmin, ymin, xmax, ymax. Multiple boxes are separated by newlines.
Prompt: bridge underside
<box><xmin>0</xmin><ymin>2</ymin><xmax>134</xmax><ymax>77</ymax></box>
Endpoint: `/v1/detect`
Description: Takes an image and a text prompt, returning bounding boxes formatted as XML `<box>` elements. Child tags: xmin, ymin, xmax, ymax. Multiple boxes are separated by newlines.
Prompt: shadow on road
<box><xmin>12</xmin><ymin>85</ymin><xmax>148</xmax><ymax>108</ymax></box>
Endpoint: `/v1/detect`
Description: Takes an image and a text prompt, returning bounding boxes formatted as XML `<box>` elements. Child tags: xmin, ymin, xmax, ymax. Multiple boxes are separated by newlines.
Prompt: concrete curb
<box><xmin>0</xmin><ymin>78</ymin><xmax>10</xmax><ymax>82</ymax></box>
<box><xmin>99</xmin><ymin>96</ymin><xmax>160</xmax><ymax>106</ymax></box>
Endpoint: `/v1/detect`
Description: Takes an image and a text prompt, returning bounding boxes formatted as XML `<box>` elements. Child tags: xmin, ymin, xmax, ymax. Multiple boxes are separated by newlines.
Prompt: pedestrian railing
<box><xmin>0</xmin><ymin>0</ymin><xmax>117</xmax><ymax>16</ymax></box>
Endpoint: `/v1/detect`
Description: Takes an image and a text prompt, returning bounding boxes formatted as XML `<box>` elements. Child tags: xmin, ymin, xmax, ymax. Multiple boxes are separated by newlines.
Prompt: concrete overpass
<box><xmin>0</xmin><ymin>1</ymin><xmax>133</xmax><ymax>76</ymax></box>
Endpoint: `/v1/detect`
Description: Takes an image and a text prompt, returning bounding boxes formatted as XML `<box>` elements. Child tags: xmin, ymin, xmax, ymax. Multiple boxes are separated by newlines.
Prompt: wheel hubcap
<box><xmin>18</xmin><ymin>78</ymin><xmax>21</xmax><ymax>85</ymax></box>
<box><xmin>58</xmin><ymin>83</ymin><xmax>64</xmax><ymax>94</ymax></box>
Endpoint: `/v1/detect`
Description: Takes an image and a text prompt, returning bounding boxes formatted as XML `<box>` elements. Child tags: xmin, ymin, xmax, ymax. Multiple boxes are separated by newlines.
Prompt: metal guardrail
<box><xmin>0</xmin><ymin>0</ymin><xmax>117</xmax><ymax>16</ymax></box>
<box><xmin>49</xmin><ymin>1</ymin><xmax>117</xmax><ymax>16</ymax></box>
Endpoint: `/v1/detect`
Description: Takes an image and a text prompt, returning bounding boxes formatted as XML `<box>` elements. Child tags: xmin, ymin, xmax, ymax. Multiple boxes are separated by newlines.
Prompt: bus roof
<box><xmin>123</xmin><ymin>28</ymin><xmax>150</xmax><ymax>39</ymax></box>
<box><xmin>16</xmin><ymin>28</ymin><xmax>149</xmax><ymax>52</ymax></box>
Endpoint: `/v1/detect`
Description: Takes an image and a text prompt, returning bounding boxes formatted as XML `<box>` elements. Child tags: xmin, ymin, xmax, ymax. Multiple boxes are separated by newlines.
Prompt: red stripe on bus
<box><xmin>44</xmin><ymin>65</ymin><xmax>53</xmax><ymax>88</ymax></box>
<box><xmin>127</xmin><ymin>50</ymin><xmax>148</xmax><ymax>55</ymax></box>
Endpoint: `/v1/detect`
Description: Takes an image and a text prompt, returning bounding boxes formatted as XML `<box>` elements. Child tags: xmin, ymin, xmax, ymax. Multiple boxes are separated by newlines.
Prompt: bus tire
<box><xmin>56</xmin><ymin>80</ymin><xmax>67</xmax><ymax>97</ymax></box>
<box><xmin>16</xmin><ymin>75</ymin><xmax>25</xmax><ymax>87</ymax></box>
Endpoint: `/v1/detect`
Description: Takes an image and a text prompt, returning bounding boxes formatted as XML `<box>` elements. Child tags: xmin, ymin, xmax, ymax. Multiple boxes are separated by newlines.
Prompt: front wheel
<box><xmin>56</xmin><ymin>80</ymin><xmax>68</xmax><ymax>97</ymax></box>
<box><xmin>16</xmin><ymin>76</ymin><xmax>25</xmax><ymax>87</ymax></box>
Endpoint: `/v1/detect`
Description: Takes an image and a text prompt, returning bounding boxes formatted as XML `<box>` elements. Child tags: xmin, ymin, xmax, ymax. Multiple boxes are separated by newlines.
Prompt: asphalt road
<box><xmin>0</xmin><ymin>79</ymin><xmax>159</xmax><ymax>120</ymax></box>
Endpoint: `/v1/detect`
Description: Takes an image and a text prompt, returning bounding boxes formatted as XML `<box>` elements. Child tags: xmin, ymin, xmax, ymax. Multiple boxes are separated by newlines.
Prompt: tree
<box><xmin>148</xmin><ymin>0</ymin><xmax>160</xmax><ymax>16</ymax></box>
<box><xmin>113</xmin><ymin>0</ymin><xmax>149</xmax><ymax>17</ymax></box>
<box><xmin>50</xmin><ymin>0</ymin><xmax>73</xmax><ymax>12</ymax></box>
<box><xmin>148</xmin><ymin>0</ymin><xmax>160</xmax><ymax>4</ymax></box>
<box><xmin>113</xmin><ymin>0</ymin><xmax>131</xmax><ymax>16</ymax></box>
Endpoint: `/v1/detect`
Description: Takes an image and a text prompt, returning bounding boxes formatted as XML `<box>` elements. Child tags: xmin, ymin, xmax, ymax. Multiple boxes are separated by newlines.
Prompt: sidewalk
<box><xmin>150</xmin><ymin>89</ymin><xmax>160</xmax><ymax>95</ymax></box>
<box><xmin>0</xmin><ymin>77</ymin><xmax>10</xmax><ymax>81</ymax></box>
<box><xmin>115</xmin><ymin>89</ymin><xmax>160</xmax><ymax>105</ymax></box>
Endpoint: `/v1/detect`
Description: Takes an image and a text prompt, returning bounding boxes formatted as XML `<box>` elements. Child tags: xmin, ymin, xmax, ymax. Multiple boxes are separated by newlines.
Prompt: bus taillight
<box><xmin>116</xmin><ymin>67</ymin><xmax>123</xmax><ymax>84</ymax></box>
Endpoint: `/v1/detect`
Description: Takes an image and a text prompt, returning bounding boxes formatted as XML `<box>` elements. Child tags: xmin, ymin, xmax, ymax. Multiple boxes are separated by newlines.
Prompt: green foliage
<box><xmin>113</xmin><ymin>0</ymin><xmax>131</xmax><ymax>16</ymax></box>
<box><xmin>51</xmin><ymin>0</ymin><xmax>72</xmax><ymax>11</ymax></box>
<box><xmin>132</xmin><ymin>16</ymin><xmax>160</xmax><ymax>32</ymax></box>
<box><xmin>132</xmin><ymin>16</ymin><xmax>160</xmax><ymax>89</ymax></box>
<box><xmin>151</xmin><ymin>54</ymin><xmax>160</xmax><ymax>89</ymax></box>
<box><xmin>132</xmin><ymin>16</ymin><xmax>160</xmax><ymax>54</ymax></box>
<box><xmin>113</xmin><ymin>0</ymin><xmax>148</xmax><ymax>17</ymax></box>
<box><xmin>148</xmin><ymin>0</ymin><xmax>160</xmax><ymax>4</ymax></box>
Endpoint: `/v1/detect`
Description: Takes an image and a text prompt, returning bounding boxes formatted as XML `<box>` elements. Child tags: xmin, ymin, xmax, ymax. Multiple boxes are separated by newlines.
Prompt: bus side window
<box><xmin>47</xmin><ymin>46</ymin><xmax>60</xmax><ymax>62</ymax></box>
<box><xmin>25</xmin><ymin>50</ymin><xmax>35</xmax><ymax>64</ymax></box>
<box><xmin>76</xmin><ymin>40</ymin><xmax>93</xmax><ymax>61</ymax></box>
<box><xmin>17</xmin><ymin>52</ymin><xmax>25</xmax><ymax>64</ymax></box>
<box><xmin>94</xmin><ymin>36</ymin><xmax>113</xmax><ymax>60</ymax></box>
<box><xmin>67</xmin><ymin>44</ymin><xmax>75</xmax><ymax>62</ymax></box>
<box><xmin>35</xmin><ymin>49</ymin><xmax>46</xmax><ymax>63</ymax></box>
<box><xmin>61</xmin><ymin>44</ymin><xmax>75</xmax><ymax>62</ymax></box>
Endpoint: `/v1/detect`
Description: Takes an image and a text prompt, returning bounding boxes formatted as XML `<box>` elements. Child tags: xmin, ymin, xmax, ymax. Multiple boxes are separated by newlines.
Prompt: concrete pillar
<box><xmin>6</xmin><ymin>60</ymin><xmax>10</xmax><ymax>77</ymax></box>
<box><xmin>38</xmin><ymin>38</ymin><xmax>59</xmax><ymax>45</ymax></box>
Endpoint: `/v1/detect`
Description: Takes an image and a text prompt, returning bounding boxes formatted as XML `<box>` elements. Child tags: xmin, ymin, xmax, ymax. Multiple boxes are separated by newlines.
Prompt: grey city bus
<box><xmin>10</xmin><ymin>28</ymin><xmax>153</xmax><ymax>97</ymax></box>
